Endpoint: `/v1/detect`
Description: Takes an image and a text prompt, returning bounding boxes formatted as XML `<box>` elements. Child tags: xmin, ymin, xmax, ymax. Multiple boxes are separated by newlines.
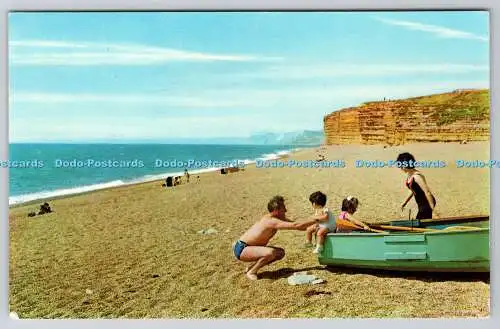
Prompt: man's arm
<box><xmin>308</xmin><ymin>213</ymin><xmax>329</xmax><ymax>223</ymax></box>
<box><xmin>266</xmin><ymin>217</ymin><xmax>318</xmax><ymax>231</ymax></box>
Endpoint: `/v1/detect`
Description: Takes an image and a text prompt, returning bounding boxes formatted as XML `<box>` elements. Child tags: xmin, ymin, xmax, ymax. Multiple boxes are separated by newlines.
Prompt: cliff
<box><xmin>323</xmin><ymin>89</ymin><xmax>490</xmax><ymax>145</ymax></box>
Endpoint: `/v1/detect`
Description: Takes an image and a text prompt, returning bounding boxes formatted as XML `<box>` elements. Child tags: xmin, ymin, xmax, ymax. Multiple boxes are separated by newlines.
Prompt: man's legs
<box><xmin>238</xmin><ymin>246</ymin><xmax>285</xmax><ymax>280</ymax></box>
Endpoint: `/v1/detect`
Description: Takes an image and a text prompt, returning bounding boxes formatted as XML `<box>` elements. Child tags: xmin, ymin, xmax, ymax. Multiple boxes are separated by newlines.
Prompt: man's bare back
<box><xmin>238</xmin><ymin>214</ymin><xmax>278</xmax><ymax>246</ymax></box>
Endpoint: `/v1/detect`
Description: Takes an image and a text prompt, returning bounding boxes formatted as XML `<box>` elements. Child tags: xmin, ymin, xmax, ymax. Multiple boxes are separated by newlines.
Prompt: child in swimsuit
<box><xmin>335</xmin><ymin>196</ymin><xmax>370</xmax><ymax>233</ymax></box>
<box><xmin>304</xmin><ymin>191</ymin><xmax>336</xmax><ymax>254</ymax></box>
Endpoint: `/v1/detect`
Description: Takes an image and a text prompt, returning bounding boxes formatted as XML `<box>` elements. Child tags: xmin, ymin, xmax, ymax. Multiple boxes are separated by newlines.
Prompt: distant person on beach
<box><xmin>38</xmin><ymin>202</ymin><xmax>52</xmax><ymax>215</ymax></box>
<box><xmin>335</xmin><ymin>196</ymin><xmax>370</xmax><ymax>233</ymax></box>
<box><xmin>184</xmin><ymin>168</ymin><xmax>190</xmax><ymax>183</ymax></box>
<box><xmin>233</xmin><ymin>196</ymin><xmax>319</xmax><ymax>281</ymax></box>
<box><xmin>397</xmin><ymin>152</ymin><xmax>436</xmax><ymax>219</ymax></box>
<box><xmin>304</xmin><ymin>191</ymin><xmax>336</xmax><ymax>254</ymax></box>
<box><xmin>166</xmin><ymin>177</ymin><xmax>173</xmax><ymax>187</ymax></box>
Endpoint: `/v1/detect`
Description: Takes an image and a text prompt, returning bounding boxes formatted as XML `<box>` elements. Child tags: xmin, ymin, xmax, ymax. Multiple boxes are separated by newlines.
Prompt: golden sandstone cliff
<box><xmin>323</xmin><ymin>89</ymin><xmax>490</xmax><ymax>145</ymax></box>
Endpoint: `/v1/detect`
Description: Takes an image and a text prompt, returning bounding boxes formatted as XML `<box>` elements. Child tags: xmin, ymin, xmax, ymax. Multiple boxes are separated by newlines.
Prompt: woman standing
<box><xmin>397</xmin><ymin>152</ymin><xmax>436</xmax><ymax>219</ymax></box>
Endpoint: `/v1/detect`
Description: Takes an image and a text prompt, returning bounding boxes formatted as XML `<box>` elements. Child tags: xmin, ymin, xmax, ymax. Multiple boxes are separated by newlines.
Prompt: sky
<box><xmin>8</xmin><ymin>11</ymin><xmax>490</xmax><ymax>142</ymax></box>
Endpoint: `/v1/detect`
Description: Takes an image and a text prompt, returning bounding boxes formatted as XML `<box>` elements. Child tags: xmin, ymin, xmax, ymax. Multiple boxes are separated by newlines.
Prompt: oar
<box><xmin>369</xmin><ymin>224</ymin><xmax>438</xmax><ymax>233</ymax></box>
<box><xmin>365</xmin><ymin>227</ymin><xmax>388</xmax><ymax>233</ymax></box>
<box><xmin>336</xmin><ymin>219</ymin><xmax>387</xmax><ymax>233</ymax></box>
<box><xmin>442</xmin><ymin>225</ymin><xmax>482</xmax><ymax>231</ymax></box>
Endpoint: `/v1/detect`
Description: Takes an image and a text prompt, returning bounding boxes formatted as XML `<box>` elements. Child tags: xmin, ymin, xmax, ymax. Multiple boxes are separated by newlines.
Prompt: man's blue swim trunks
<box><xmin>233</xmin><ymin>240</ymin><xmax>248</xmax><ymax>260</ymax></box>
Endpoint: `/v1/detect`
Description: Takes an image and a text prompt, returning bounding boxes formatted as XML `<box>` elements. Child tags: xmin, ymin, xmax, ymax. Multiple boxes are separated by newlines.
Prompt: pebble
<box><xmin>198</xmin><ymin>228</ymin><xmax>218</xmax><ymax>234</ymax></box>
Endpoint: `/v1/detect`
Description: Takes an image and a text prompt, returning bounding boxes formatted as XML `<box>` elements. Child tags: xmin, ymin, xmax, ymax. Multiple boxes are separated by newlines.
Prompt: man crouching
<box><xmin>233</xmin><ymin>195</ymin><xmax>319</xmax><ymax>281</ymax></box>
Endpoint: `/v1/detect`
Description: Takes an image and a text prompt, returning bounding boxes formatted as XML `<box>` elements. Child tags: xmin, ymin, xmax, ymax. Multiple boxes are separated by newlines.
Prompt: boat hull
<box><xmin>318</xmin><ymin>227</ymin><xmax>489</xmax><ymax>272</ymax></box>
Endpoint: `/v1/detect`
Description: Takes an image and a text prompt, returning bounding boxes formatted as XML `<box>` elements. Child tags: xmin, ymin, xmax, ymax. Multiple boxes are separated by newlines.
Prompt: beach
<box><xmin>8</xmin><ymin>141</ymin><xmax>490</xmax><ymax>318</ymax></box>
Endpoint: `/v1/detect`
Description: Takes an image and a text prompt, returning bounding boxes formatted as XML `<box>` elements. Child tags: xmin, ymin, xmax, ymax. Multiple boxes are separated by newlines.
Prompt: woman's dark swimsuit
<box><xmin>233</xmin><ymin>240</ymin><xmax>248</xmax><ymax>260</ymax></box>
<box><xmin>406</xmin><ymin>173</ymin><xmax>436</xmax><ymax>219</ymax></box>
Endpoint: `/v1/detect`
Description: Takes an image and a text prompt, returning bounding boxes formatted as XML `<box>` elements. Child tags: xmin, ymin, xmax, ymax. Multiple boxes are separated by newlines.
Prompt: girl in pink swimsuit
<box><xmin>335</xmin><ymin>196</ymin><xmax>370</xmax><ymax>233</ymax></box>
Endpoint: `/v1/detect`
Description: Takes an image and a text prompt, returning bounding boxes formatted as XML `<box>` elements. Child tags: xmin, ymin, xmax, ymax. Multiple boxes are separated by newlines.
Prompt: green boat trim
<box><xmin>380</xmin><ymin>214</ymin><xmax>489</xmax><ymax>230</ymax></box>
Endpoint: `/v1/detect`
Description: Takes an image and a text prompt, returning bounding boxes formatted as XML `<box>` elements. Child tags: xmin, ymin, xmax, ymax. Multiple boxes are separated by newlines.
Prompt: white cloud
<box><xmin>237</xmin><ymin>63</ymin><xmax>489</xmax><ymax>80</ymax></box>
<box><xmin>8</xmin><ymin>39</ymin><xmax>283</xmax><ymax>66</ymax></box>
<box><xmin>10</xmin><ymin>79</ymin><xmax>489</xmax><ymax>110</ymax></box>
<box><xmin>191</xmin><ymin>79</ymin><xmax>489</xmax><ymax>105</ymax></box>
<box><xmin>9</xmin><ymin>40</ymin><xmax>90</xmax><ymax>48</ymax></box>
<box><xmin>9</xmin><ymin>92</ymin><xmax>243</xmax><ymax>108</ymax></box>
<box><xmin>374</xmin><ymin>17</ymin><xmax>489</xmax><ymax>42</ymax></box>
<box><xmin>9</xmin><ymin>79</ymin><xmax>489</xmax><ymax>141</ymax></box>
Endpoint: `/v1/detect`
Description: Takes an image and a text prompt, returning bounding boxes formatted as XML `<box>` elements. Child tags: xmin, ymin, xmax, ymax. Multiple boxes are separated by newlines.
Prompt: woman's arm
<box><xmin>401</xmin><ymin>193</ymin><xmax>413</xmax><ymax>210</ymax></box>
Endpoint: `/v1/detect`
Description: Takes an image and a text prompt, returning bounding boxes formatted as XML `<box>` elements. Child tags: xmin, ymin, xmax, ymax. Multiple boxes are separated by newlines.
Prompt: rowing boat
<box><xmin>317</xmin><ymin>215</ymin><xmax>489</xmax><ymax>272</ymax></box>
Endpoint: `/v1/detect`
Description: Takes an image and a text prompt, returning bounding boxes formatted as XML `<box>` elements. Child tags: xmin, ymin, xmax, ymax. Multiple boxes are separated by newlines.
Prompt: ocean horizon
<box><xmin>7</xmin><ymin>143</ymin><xmax>313</xmax><ymax>206</ymax></box>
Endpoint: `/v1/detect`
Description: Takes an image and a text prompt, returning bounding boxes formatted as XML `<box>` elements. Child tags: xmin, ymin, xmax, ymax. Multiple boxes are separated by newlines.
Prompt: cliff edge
<box><xmin>323</xmin><ymin>89</ymin><xmax>490</xmax><ymax>145</ymax></box>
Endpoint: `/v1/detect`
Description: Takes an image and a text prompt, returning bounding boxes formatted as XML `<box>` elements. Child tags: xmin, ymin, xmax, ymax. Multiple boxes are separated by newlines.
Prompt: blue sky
<box><xmin>8</xmin><ymin>11</ymin><xmax>490</xmax><ymax>142</ymax></box>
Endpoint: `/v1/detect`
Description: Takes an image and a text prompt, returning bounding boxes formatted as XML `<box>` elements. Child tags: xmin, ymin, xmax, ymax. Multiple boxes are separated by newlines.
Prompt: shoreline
<box><xmin>8</xmin><ymin>146</ymin><xmax>312</xmax><ymax>209</ymax></box>
<box><xmin>9</xmin><ymin>141</ymin><xmax>490</xmax><ymax>212</ymax></box>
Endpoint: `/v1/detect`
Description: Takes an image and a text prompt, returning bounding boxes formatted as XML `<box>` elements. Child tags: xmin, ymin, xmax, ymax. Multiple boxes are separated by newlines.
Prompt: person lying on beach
<box><xmin>397</xmin><ymin>152</ymin><xmax>436</xmax><ymax>219</ymax></box>
<box><xmin>335</xmin><ymin>196</ymin><xmax>370</xmax><ymax>233</ymax></box>
<box><xmin>38</xmin><ymin>202</ymin><xmax>53</xmax><ymax>215</ymax></box>
<box><xmin>233</xmin><ymin>195</ymin><xmax>319</xmax><ymax>281</ymax></box>
<box><xmin>304</xmin><ymin>191</ymin><xmax>336</xmax><ymax>254</ymax></box>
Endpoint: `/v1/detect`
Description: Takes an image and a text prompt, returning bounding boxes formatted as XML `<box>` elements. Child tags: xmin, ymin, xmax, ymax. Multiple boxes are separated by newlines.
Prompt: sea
<box><xmin>8</xmin><ymin>143</ymin><xmax>310</xmax><ymax>206</ymax></box>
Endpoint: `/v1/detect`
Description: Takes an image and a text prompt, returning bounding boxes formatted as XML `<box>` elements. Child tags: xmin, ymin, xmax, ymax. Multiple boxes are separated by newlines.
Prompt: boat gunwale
<box><xmin>326</xmin><ymin>227</ymin><xmax>489</xmax><ymax>237</ymax></box>
<box><xmin>380</xmin><ymin>214</ymin><xmax>489</xmax><ymax>226</ymax></box>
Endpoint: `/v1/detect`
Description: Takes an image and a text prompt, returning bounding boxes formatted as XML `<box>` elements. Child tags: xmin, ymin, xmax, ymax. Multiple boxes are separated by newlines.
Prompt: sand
<box><xmin>8</xmin><ymin>142</ymin><xmax>490</xmax><ymax>318</ymax></box>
